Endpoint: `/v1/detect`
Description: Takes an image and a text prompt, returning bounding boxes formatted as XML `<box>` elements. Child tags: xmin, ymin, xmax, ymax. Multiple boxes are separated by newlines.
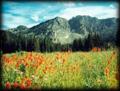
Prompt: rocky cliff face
<box><xmin>28</xmin><ymin>17</ymin><xmax>72</xmax><ymax>44</ymax></box>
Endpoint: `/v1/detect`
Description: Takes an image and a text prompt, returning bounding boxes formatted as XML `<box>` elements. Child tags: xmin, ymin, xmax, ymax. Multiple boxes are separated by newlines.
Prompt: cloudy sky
<box><xmin>2</xmin><ymin>1</ymin><xmax>118</xmax><ymax>30</ymax></box>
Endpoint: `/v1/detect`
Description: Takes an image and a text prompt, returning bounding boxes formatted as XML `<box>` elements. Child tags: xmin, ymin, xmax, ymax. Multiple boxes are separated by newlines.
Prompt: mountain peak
<box><xmin>72</xmin><ymin>15</ymin><xmax>98</xmax><ymax>20</ymax></box>
<box><xmin>55</xmin><ymin>16</ymin><xmax>64</xmax><ymax>19</ymax></box>
<box><xmin>8</xmin><ymin>25</ymin><xmax>28</xmax><ymax>33</ymax></box>
<box><xmin>53</xmin><ymin>16</ymin><xmax>67</xmax><ymax>21</ymax></box>
<box><xmin>16</xmin><ymin>25</ymin><xmax>28</xmax><ymax>29</ymax></box>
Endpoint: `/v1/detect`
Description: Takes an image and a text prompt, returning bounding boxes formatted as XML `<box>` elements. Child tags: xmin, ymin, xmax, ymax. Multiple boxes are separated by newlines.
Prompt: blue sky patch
<box><xmin>2</xmin><ymin>1</ymin><xmax>118</xmax><ymax>30</ymax></box>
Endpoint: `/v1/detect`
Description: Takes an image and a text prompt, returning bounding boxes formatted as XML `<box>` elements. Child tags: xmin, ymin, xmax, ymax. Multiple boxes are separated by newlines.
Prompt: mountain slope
<box><xmin>69</xmin><ymin>15</ymin><xmax>118</xmax><ymax>42</ymax></box>
<box><xmin>8</xmin><ymin>25</ymin><xmax>28</xmax><ymax>34</ymax></box>
<box><xmin>28</xmin><ymin>17</ymin><xmax>76</xmax><ymax>44</ymax></box>
<box><xmin>7</xmin><ymin>15</ymin><xmax>118</xmax><ymax>44</ymax></box>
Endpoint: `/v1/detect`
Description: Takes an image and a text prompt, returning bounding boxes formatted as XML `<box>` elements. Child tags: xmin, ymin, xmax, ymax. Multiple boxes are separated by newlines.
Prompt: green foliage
<box><xmin>19</xmin><ymin>64</ymin><xmax>26</xmax><ymax>73</ymax></box>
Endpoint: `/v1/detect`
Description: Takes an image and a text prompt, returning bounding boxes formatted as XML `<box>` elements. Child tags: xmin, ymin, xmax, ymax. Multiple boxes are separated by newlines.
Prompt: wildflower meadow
<box><xmin>1</xmin><ymin>48</ymin><xmax>119</xmax><ymax>90</ymax></box>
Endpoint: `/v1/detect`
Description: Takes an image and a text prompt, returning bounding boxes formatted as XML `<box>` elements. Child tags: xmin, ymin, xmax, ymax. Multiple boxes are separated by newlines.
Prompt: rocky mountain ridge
<box><xmin>7</xmin><ymin>15</ymin><xmax>118</xmax><ymax>44</ymax></box>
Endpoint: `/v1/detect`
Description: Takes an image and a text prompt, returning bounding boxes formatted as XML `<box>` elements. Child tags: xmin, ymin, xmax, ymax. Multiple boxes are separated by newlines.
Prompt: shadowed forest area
<box><xmin>0</xmin><ymin>29</ymin><xmax>118</xmax><ymax>53</ymax></box>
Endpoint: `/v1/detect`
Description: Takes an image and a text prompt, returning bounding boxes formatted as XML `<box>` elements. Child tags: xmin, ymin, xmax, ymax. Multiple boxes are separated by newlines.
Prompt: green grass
<box><xmin>1</xmin><ymin>50</ymin><xmax>118</xmax><ymax>89</ymax></box>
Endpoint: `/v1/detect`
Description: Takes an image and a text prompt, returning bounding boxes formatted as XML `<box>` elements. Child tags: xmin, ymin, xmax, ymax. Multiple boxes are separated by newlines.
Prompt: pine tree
<box><xmin>34</xmin><ymin>37</ymin><xmax>40</xmax><ymax>52</ymax></box>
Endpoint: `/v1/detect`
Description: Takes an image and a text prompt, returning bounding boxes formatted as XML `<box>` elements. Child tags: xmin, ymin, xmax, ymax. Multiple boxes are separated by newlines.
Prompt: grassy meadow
<box><xmin>1</xmin><ymin>49</ymin><xmax>119</xmax><ymax>90</ymax></box>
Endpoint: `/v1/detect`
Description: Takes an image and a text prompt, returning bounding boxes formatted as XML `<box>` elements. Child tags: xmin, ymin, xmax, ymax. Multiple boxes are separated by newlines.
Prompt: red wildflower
<box><xmin>5</xmin><ymin>82</ymin><xmax>11</xmax><ymax>89</ymax></box>
<box><xmin>97</xmin><ymin>48</ymin><xmax>101</xmax><ymax>52</ymax></box>
<box><xmin>13</xmin><ymin>82</ymin><xmax>19</xmax><ymax>88</ymax></box>
<box><xmin>26</xmin><ymin>79</ymin><xmax>32</xmax><ymax>87</ymax></box>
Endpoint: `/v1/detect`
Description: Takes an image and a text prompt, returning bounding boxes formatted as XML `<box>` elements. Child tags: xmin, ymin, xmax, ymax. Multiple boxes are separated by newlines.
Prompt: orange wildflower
<box><xmin>43</xmin><ymin>69</ymin><xmax>46</xmax><ymax>74</ymax></box>
<box><xmin>104</xmin><ymin>67</ymin><xmax>109</xmax><ymax>76</ymax></box>
<box><xmin>21</xmin><ymin>77</ymin><xmax>26</xmax><ymax>85</ymax></box>
<box><xmin>107</xmin><ymin>60</ymin><xmax>111</xmax><ymax>65</ymax></box>
<box><xmin>92</xmin><ymin>47</ymin><xmax>97</xmax><ymax>52</ymax></box>
<box><xmin>62</xmin><ymin>58</ymin><xmax>66</xmax><ymax>64</ymax></box>
<box><xmin>5</xmin><ymin>57</ymin><xmax>10</xmax><ymax>63</ymax></box>
<box><xmin>20</xmin><ymin>84</ymin><xmax>25</xmax><ymax>89</ymax></box>
<box><xmin>16</xmin><ymin>62</ymin><xmax>19</xmax><ymax>68</ymax></box>
<box><xmin>50</xmin><ymin>62</ymin><xmax>53</xmax><ymax>65</ymax></box>
<box><xmin>24</xmin><ymin>62</ymin><xmax>28</xmax><ymax>67</ymax></box>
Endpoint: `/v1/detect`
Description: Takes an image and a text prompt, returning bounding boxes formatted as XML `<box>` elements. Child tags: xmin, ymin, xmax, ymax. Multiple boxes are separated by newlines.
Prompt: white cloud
<box><xmin>58</xmin><ymin>6</ymin><xmax>118</xmax><ymax>20</ymax></box>
<box><xmin>63</xmin><ymin>2</ymin><xmax>76</xmax><ymax>7</ymax></box>
<box><xmin>2</xmin><ymin>13</ymin><xmax>38</xmax><ymax>29</ymax></box>
<box><xmin>2</xmin><ymin>2</ymin><xmax>118</xmax><ymax>30</ymax></box>
<box><xmin>43</xmin><ymin>15</ymin><xmax>57</xmax><ymax>20</ymax></box>
<box><xmin>26</xmin><ymin>22</ymin><xmax>40</xmax><ymax>28</ymax></box>
<box><xmin>110</xmin><ymin>4</ymin><xmax>115</xmax><ymax>8</ymax></box>
<box><xmin>31</xmin><ymin>15</ymin><xmax>39</xmax><ymax>22</ymax></box>
<box><xmin>31</xmin><ymin>10</ymin><xmax>45</xmax><ymax>22</ymax></box>
<box><xmin>109</xmin><ymin>3</ymin><xmax>118</xmax><ymax>9</ymax></box>
<box><xmin>4</xmin><ymin>4</ymin><xmax>46</xmax><ymax>22</ymax></box>
<box><xmin>2</xmin><ymin>6</ymin><xmax>47</xmax><ymax>29</ymax></box>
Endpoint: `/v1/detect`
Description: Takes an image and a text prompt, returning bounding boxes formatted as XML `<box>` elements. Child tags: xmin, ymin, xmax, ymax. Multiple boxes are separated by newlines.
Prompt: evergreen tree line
<box><xmin>0</xmin><ymin>30</ymin><xmax>116</xmax><ymax>53</ymax></box>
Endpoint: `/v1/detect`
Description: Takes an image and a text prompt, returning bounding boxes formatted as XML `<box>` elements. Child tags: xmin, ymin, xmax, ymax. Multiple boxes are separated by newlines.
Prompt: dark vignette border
<box><xmin>0</xmin><ymin>0</ymin><xmax>119</xmax><ymax>91</ymax></box>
